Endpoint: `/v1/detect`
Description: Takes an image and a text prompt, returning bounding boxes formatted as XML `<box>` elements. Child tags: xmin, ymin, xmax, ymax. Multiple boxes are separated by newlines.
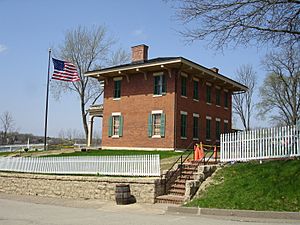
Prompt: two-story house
<box><xmin>85</xmin><ymin>44</ymin><xmax>247</xmax><ymax>150</ymax></box>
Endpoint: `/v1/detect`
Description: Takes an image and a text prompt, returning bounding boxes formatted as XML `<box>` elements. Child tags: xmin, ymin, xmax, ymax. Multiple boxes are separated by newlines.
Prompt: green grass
<box><xmin>0</xmin><ymin>152</ymin><xmax>12</xmax><ymax>156</ymax></box>
<box><xmin>43</xmin><ymin>149</ymin><xmax>186</xmax><ymax>159</ymax></box>
<box><xmin>186</xmin><ymin>159</ymin><xmax>300</xmax><ymax>212</ymax></box>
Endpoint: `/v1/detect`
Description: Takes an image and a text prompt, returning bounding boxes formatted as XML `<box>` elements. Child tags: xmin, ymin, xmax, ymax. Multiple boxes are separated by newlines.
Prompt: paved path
<box><xmin>0</xmin><ymin>194</ymin><xmax>298</xmax><ymax>225</ymax></box>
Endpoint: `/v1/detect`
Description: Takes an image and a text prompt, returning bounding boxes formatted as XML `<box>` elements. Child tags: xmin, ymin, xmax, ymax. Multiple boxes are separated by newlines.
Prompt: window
<box><xmin>193</xmin><ymin>80</ymin><xmax>199</xmax><ymax>100</ymax></box>
<box><xmin>148</xmin><ymin>111</ymin><xmax>165</xmax><ymax>137</ymax></box>
<box><xmin>181</xmin><ymin>76</ymin><xmax>187</xmax><ymax>97</ymax></box>
<box><xmin>224</xmin><ymin>120</ymin><xmax>229</xmax><ymax>133</ymax></box>
<box><xmin>216</xmin><ymin>119</ymin><xmax>221</xmax><ymax>141</ymax></box>
<box><xmin>154</xmin><ymin>73</ymin><xmax>166</xmax><ymax>95</ymax></box>
<box><xmin>216</xmin><ymin>88</ymin><xmax>221</xmax><ymax>106</ymax></box>
<box><xmin>224</xmin><ymin>91</ymin><xmax>229</xmax><ymax>108</ymax></box>
<box><xmin>193</xmin><ymin>114</ymin><xmax>199</xmax><ymax>139</ymax></box>
<box><xmin>206</xmin><ymin>117</ymin><xmax>211</xmax><ymax>140</ymax></box>
<box><xmin>114</xmin><ymin>80</ymin><xmax>121</xmax><ymax>99</ymax></box>
<box><xmin>108</xmin><ymin>113</ymin><xmax>123</xmax><ymax>137</ymax></box>
<box><xmin>181</xmin><ymin>112</ymin><xmax>187</xmax><ymax>138</ymax></box>
<box><xmin>206</xmin><ymin>85</ymin><xmax>211</xmax><ymax>103</ymax></box>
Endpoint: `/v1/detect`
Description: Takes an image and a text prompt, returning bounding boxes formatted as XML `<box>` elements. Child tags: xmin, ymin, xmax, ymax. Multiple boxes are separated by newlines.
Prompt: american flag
<box><xmin>52</xmin><ymin>58</ymin><xmax>80</xmax><ymax>82</ymax></box>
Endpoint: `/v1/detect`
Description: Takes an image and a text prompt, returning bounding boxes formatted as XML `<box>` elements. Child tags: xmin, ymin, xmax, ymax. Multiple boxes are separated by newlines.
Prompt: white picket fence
<box><xmin>0</xmin><ymin>155</ymin><xmax>160</xmax><ymax>176</ymax></box>
<box><xmin>220</xmin><ymin>124</ymin><xmax>300</xmax><ymax>162</ymax></box>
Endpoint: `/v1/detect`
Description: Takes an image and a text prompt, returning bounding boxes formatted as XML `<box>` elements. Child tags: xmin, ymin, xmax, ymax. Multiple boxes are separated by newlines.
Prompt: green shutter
<box><xmin>108</xmin><ymin>116</ymin><xmax>113</xmax><ymax>137</ymax></box>
<box><xmin>119</xmin><ymin>115</ymin><xmax>123</xmax><ymax>137</ymax></box>
<box><xmin>160</xmin><ymin>113</ymin><xmax>165</xmax><ymax>137</ymax></box>
<box><xmin>148</xmin><ymin>113</ymin><xmax>153</xmax><ymax>137</ymax></box>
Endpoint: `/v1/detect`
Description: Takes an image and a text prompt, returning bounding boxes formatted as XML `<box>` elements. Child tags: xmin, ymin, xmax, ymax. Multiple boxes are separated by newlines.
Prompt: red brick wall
<box><xmin>175</xmin><ymin>73</ymin><xmax>232</xmax><ymax>150</ymax></box>
<box><xmin>102</xmin><ymin>70</ymin><xmax>176</xmax><ymax>150</ymax></box>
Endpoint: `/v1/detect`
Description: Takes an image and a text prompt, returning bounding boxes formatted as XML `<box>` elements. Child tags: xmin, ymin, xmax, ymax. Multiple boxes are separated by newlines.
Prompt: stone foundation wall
<box><xmin>0</xmin><ymin>172</ymin><xmax>164</xmax><ymax>203</ymax></box>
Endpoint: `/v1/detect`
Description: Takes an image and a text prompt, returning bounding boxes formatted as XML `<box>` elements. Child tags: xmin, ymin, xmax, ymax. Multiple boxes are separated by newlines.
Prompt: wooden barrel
<box><xmin>115</xmin><ymin>184</ymin><xmax>131</xmax><ymax>205</ymax></box>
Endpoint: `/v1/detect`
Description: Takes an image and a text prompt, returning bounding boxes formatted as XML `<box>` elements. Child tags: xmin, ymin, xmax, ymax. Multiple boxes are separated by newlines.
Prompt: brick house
<box><xmin>85</xmin><ymin>45</ymin><xmax>247</xmax><ymax>150</ymax></box>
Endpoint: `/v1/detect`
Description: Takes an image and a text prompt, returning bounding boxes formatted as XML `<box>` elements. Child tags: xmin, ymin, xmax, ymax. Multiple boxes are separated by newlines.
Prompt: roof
<box><xmin>85</xmin><ymin>57</ymin><xmax>248</xmax><ymax>92</ymax></box>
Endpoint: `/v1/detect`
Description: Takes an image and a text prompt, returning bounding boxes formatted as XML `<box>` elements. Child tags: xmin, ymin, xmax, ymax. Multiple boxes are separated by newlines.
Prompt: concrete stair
<box><xmin>155</xmin><ymin>161</ymin><xmax>200</xmax><ymax>205</ymax></box>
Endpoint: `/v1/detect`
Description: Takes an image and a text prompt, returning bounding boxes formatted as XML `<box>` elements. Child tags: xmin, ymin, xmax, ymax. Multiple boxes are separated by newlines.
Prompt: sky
<box><xmin>0</xmin><ymin>0</ymin><xmax>270</xmax><ymax>138</ymax></box>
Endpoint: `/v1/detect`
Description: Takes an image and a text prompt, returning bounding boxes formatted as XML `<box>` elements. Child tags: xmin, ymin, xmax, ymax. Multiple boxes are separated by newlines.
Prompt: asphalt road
<box><xmin>0</xmin><ymin>195</ymin><xmax>299</xmax><ymax>225</ymax></box>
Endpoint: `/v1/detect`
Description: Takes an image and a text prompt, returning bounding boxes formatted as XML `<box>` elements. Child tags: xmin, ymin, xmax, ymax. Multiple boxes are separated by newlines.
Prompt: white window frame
<box><xmin>151</xmin><ymin>110</ymin><xmax>163</xmax><ymax>138</ymax></box>
<box><xmin>112</xmin><ymin>112</ymin><xmax>121</xmax><ymax>138</ymax></box>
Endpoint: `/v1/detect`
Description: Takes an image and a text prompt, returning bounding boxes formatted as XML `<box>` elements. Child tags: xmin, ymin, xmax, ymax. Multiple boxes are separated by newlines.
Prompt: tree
<box><xmin>0</xmin><ymin>111</ymin><xmax>15</xmax><ymax>144</ymax></box>
<box><xmin>232</xmin><ymin>65</ymin><xmax>256</xmax><ymax>130</ymax></box>
<box><xmin>52</xmin><ymin>25</ymin><xmax>128</xmax><ymax>140</ymax></box>
<box><xmin>169</xmin><ymin>0</ymin><xmax>300</xmax><ymax>49</ymax></box>
<box><xmin>258</xmin><ymin>46</ymin><xmax>300</xmax><ymax>125</ymax></box>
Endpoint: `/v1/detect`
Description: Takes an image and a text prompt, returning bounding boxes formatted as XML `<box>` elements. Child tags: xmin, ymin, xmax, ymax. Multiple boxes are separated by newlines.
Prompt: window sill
<box><xmin>216</xmin><ymin>105</ymin><xmax>221</xmax><ymax>107</ymax></box>
<box><xmin>224</xmin><ymin>107</ymin><xmax>228</xmax><ymax>110</ymax></box>
<box><xmin>193</xmin><ymin>99</ymin><xmax>199</xmax><ymax>102</ymax></box>
<box><xmin>181</xmin><ymin>95</ymin><xmax>187</xmax><ymax>99</ymax></box>
<box><xmin>153</xmin><ymin>94</ymin><xmax>166</xmax><ymax>98</ymax></box>
<box><xmin>193</xmin><ymin>138</ymin><xmax>199</xmax><ymax>141</ymax></box>
<box><xmin>112</xmin><ymin>135</ymin><xmax>120</xmax><ymax>139</ymax></box>
<box><xmin>152</xmin><ymin>135</ymin><xmax>161</xmax><ymax>139</ymax></box>
<box><xmin>113</xmin><ymin>98</ymin><xmax>121</xmax><ymax>101</ymax></box>
<box><xmin>181</xmin><ymin>137</ymin><xmax>187</xmax><ymax>140</ymax></box>
<box><xmin>206</xmin><ymin>102</ymin><xmax>212</xmax><ymax>105</ymax></box>
<box><xmin>206</xmin><ymin>139</ymin><xmax>211</xmax><ymax>142</ymax></box>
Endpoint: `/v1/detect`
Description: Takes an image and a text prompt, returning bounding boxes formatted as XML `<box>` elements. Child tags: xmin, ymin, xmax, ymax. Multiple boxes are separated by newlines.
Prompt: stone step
<box><xmin>170</xmin><ymin>183</ymin><xmax>185</xmax><ymax>190</ymax></box>
<box><xmin>155</xmin><ymin>195</ymin><xmax>184</xmax><ymax>204</ymax></box>
<box><xmin>168</xmin><ymin>188</ymin><xmax>185</xmax><ymax>196</ymax></box>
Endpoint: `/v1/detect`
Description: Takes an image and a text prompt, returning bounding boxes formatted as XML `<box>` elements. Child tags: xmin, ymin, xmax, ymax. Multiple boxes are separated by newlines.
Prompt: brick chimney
<box><xmin>131</xmin><ymin>44</ymin><xmax>148</xmax><ymax>63</ymax></box>
<box><xmin>210</xmin><ymin>67</ymin><xmax>219</xmax><ymax>73</ymax></box>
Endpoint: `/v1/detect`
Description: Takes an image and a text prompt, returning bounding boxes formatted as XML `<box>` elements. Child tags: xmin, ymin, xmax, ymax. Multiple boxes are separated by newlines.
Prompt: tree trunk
<box><xmin>80</xmin><ymin>95</ymin><xmax>89</xmax><ymax>141</ymax></box>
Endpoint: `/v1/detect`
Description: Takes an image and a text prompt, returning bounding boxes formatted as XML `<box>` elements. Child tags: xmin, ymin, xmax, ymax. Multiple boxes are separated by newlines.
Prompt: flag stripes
<box><xmin>52</xmin><ymin>58</ymin><xmax>80</xmax><ymax>82</ymax></box>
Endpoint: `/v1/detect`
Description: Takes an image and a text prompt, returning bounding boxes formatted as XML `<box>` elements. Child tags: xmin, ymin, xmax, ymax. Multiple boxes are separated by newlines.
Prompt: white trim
<box><xmin>153</xmin><ymin>71</ymin><xmax>163</xmax><ymax>76</ymax></box>
<box><xmin>193</xmin><ymin>138</ymin><xmax>199</xmax><ymax>141</ymax></box>
<box><xmin>112</xmin><ymin>135</ymin><xmax>120</xmax><ymax>139</ymax></box>
<box><xmin>181</xmin><ymin>72</ymin><xmax>188</xmax><ymax>77</ymax></box>
<box><xmin>224</xmin><ymin>120</ymin><xmax>229</xmax><ymax>123</ymax></box>
<box><xmin>112</xmin><ymin>112</ymin><xmax>121</xmax><ymax>116</ymax></box>
<box><xmin>180</xmin><ymin>111</ymin><xmax>188</xmax><ymax>115</ymax></box>
<box><xmin>193</xmin><ymin>113</ymin><xmax>199</xmax><ymax>117</ymax></box>
<box><xmin>224</xmin><ymin>89</ymin><xmax>229</xmax><ymax>92</ymax></box>
<box><xmin>215</xmin><ymin>85</ymin><xmax>221</xmax><ymax>89</ymax></box>
<box><xmin>181</xmin><ymin>95</ymin><xmax>187</xmax><ymax>99</ymax></box>
<box><xmin>153</xmin><ymin>94</ymin><xmax>164</xmax><ymax>98</ymax></box>
<box><xmin>206</xmin><ymin>116</ymin><xmax>212</xmax><ymax>120</ymax></box>
<box><xmin>102</xmin><ymin>146</ymin><xmax>175</xmax><ymax>151</ymax></box>
<box><xmin>152</xmin><ymin>135</ymin><xmax>161</xmax><ymax>139</ymax></box>
<box><xmin>152</xmin><ymin>110</ymin><xmax>163</xmax><ymax>114</ymax></box>
<box><xmin>206</xmin><ymin>82</ymin><xmax>212</xmax><ymax>86</ymax></box>
<box><xmin>216</xmin><ymin>118</ymin><xmax>221</xmax><ymax>121</ymax></box>
<box><xmin>113</xmin><ymin>98</ymin><xmax>121</xmax><ymax>101</ymax></box>
<box><xmin>113</xmin><ymin>77</ymin><xmax>123</xmax><ymax>81</ymax></box>
<box><xmin>193</xmin><ymin>99</ymin><xmax>199</xmax><ymax>102</ymax></box>
<box><xmin>216</xmin><ymin>105</ymin><xmax>221</xmax><ymax>107</ymax></box>
<box><xmin>181</xmin><ymin>137</ymin><xmax>187</xmax><ymax>140</ymax></box>
<box><xmin>193</xmin><ymin>77</ymin><xmax>199</xmax><ymax>81</ymax></box>
<box><xmin>206</xmin><ymin>102</ymin><xmax>212</xmax><ymax>106</ymax></box>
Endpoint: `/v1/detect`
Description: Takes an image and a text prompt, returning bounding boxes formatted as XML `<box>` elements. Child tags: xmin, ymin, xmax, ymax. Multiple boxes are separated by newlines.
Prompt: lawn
<box><xmin>43</xmin><ymin>149</ymin><xmax>188</xmax><ymax>160</ymax></box>
<box><xmin>186</xmin><ymin>159</ymin><xmax>300</xmax><ymax>212</ymax></box>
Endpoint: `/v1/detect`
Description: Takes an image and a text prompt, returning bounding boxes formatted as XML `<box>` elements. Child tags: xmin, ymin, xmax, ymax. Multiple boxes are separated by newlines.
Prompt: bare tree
<box><xmin>258</xmin><ymin>45</ymin><xmax>300</xmax><ymax>125</ymax></box>
<box><xmin>232</xmin><ymin>65</ymin><xmax>256</xmax><ymax>130</ymax></box>
<box><xmin>107</xmin><ymin>47</ymin><xmax>130</xmax><ymax>67</ymax></box>
<box><xmin>168</xmin><ymin>0</ymin><xmax>300</xmax><ymax>49</ymax></box>
<box><xmin>0</xmin><ymin>111</ymin><xmax>15</xmax><ymax>144</ymax></box>
<box><xmin>52</xmin><ymin>25</ymin><xmax>128</xmax><ymax>140</ymax></box>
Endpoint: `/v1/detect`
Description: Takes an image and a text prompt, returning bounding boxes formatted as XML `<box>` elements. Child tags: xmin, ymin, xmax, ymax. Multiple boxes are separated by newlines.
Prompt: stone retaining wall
<box><xmin>0</xmin><ymin>172</ymin><xmax>164</xmax><ymax>203</ymax></box>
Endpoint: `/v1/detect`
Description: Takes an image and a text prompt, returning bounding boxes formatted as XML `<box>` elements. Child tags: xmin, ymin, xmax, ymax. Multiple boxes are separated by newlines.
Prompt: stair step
<box><xmin>155</xmin><ymin>195</ymin><xmax>184</xmax><ymax>204</ymax></box>
<box><xmin>169</xmin><ymin>189</ymin><xmax>185</xmax><ymax>196</ymax></box>
<box><xmin>170</xmin><ymin>184</ymin><xmax>185</xmax><ymax>189</ymax></box>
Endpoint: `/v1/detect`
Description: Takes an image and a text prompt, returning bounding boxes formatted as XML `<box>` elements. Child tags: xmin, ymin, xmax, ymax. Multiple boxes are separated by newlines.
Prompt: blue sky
<box><xmin>0</xmin><ymin>0</ymin><xmax>269</xmax><ymax>137</ymax></box>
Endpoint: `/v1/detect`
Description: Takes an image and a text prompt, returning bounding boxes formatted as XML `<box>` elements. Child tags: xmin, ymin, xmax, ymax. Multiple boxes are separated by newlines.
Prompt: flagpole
<box><xmin>44</xmin><ymin>48</ymin><xmax>51</xmax><ymax>151</ymax></box>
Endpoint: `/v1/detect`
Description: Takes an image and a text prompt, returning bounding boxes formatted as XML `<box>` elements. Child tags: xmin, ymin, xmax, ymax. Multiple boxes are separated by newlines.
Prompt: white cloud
<box><xmin>0</xmin><ymin>44</ymin><xmax>7</xmax><ymax>53</ymax></box>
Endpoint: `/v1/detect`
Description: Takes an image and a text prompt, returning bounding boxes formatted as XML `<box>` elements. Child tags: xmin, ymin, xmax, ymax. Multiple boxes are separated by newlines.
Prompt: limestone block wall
<box><xmin>0</xmin><ymin>172</ymin><xmax>164</xmax><ymax>203</ymax></box>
